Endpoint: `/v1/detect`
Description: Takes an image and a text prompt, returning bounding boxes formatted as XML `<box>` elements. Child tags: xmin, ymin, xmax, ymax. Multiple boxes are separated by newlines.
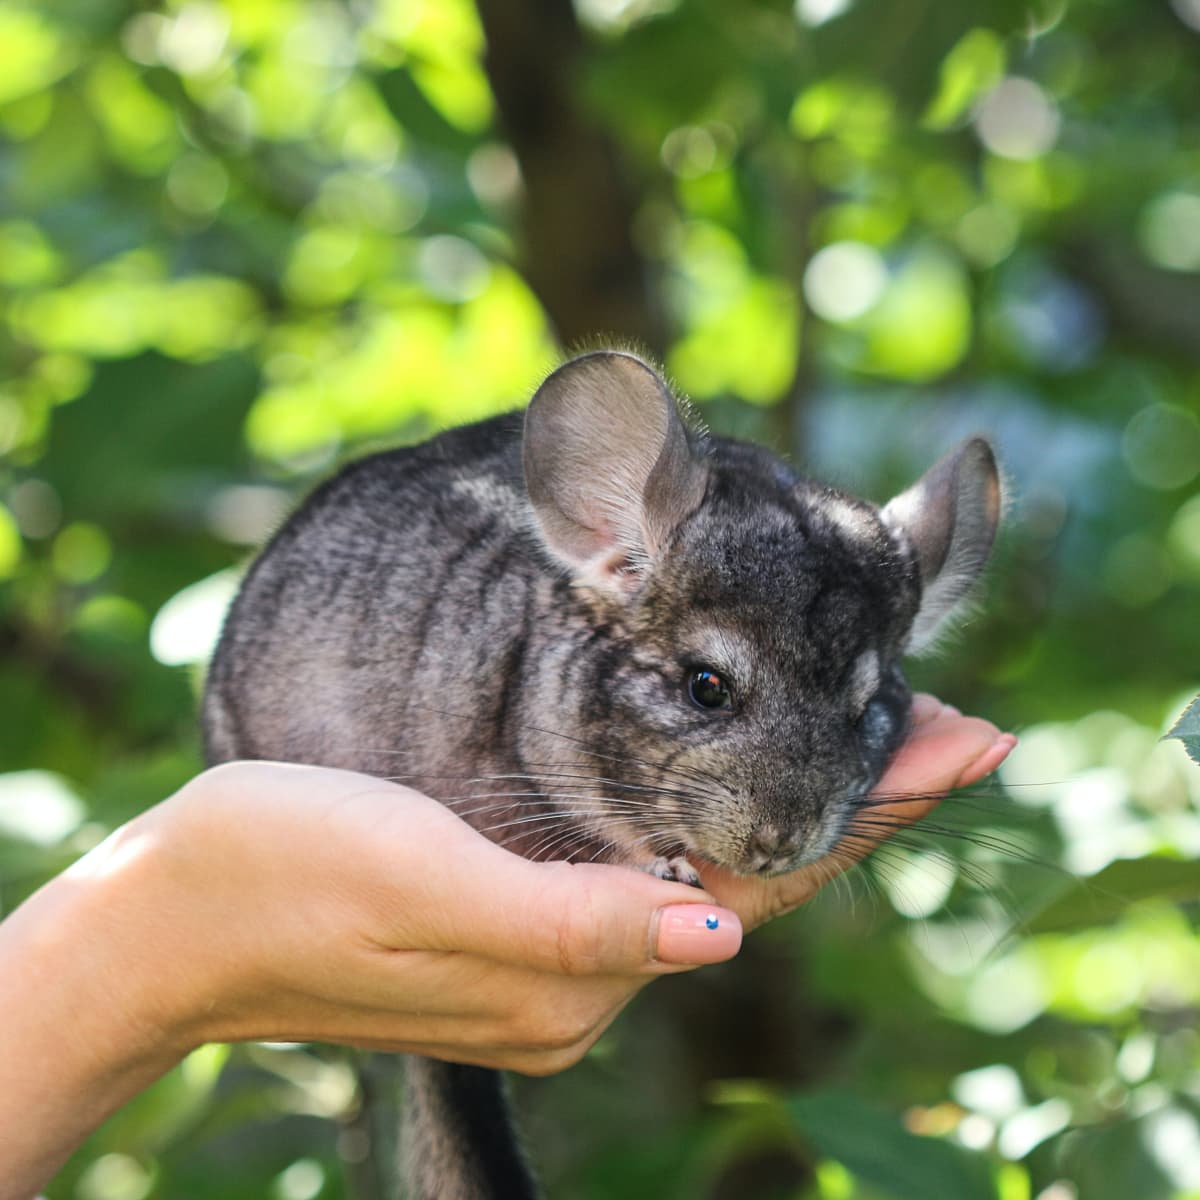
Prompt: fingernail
<box><xmin>654</xmin><ymin>905</ymin><xmax>742</xmax><ymax>965</ymax></box>
<box><xmin>956</xmin><ymin>733</ymin><xmax>1018</xmax><ymax>788</ymax></box>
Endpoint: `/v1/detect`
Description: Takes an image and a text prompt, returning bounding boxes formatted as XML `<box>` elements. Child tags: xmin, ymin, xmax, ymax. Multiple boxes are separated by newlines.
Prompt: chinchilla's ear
<box><xmin>523</xmin><ymin>351</ymin><xmax>708</xmax><ymax>592</ymax></box>
<box><xmin>882</xmin><ymin>437</ymin><xmax>1001</xmax><ymax>653</ymax></box>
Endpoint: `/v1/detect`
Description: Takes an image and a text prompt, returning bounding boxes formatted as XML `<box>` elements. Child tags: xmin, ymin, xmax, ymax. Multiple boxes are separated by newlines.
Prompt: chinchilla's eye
<box><xmin>688</xmin><ymin>668</ymin><xmax>733</xmax><ymax>711</ymax></box>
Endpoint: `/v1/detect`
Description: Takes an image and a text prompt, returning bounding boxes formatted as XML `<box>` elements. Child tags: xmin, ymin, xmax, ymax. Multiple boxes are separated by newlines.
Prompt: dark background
<box><xmin>3</xmin><ymin>1</ymin><xmax>1200</xmax><ymax>1197</ymax></box>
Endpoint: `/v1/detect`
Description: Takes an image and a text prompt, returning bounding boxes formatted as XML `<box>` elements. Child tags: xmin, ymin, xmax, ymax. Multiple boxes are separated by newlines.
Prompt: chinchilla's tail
<box><xmin>400</xmin><ymin>1056</ymin><xmax>539</xmax><ymax>1200</ymax></box>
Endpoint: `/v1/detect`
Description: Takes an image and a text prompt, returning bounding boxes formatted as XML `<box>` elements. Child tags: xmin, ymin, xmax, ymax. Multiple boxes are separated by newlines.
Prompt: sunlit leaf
<box><xmin>790</xmin><ymin>77</ymin><xmax>895</xmax><ymax>157</ymax></box>
<box><xmin>669</xmin><ymin>276</ymin><xmax>798</xmax><ymax>404</ymax></box>
<box><xmin>1164</xmin><ymin>696</ymin><xmax>1200</xmax><ymax>766</ymax></box>
<box><xmin>923</xmin><ymin>29</ymin><xmax>1007</xmax><ymax>131</ymax></box>
<box><xmin>84</xmin><ymin>53</ymin><xmax>179</xmax><ymax>173</ymax></box>
<box><xmin>0</xmin><ymin>504</ymin><xmax>22</xmax><ymax>579</ymax></box>
<box><xmin>0</xmin><ymin>8</ymin><xmax>78</xmax><ymax>106</ymax></box>
<box><xmin>1021</xmin><ymin>858</ymin><xmax>1200</xmax><ymax>934</ymax></box>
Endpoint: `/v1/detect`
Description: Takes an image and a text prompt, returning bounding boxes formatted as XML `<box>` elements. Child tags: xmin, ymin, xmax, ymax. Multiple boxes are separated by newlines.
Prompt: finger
<box><xmin>956</xmin><ymin>732</ymin><xmax>1018</xmax><ymax>788</ymax></box>
<box><xmin>412</xmin><ymin>853</ymin><xmax>743</xmax><ymax>976</ymax></box>
<box><xmin>875</xmin><ymin>710</ymin><xmax>1003</xmax><ymax>800</ymax></box>
<box><xmin>910</xmin><ymin>692</ymin><xmax>949</xmax><ymax>726</ymax></box>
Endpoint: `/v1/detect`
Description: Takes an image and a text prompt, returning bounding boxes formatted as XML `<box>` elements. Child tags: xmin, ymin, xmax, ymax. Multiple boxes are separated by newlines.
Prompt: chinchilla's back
<box><xmin>205</xmin><ymin>411</ymin><xmax>554</xmax><ymax>794</ymax></box>
<box><xmin>203</xmin><ymin>350</ymin><xmax>1001</xmax><ymax>1200</ymax></box>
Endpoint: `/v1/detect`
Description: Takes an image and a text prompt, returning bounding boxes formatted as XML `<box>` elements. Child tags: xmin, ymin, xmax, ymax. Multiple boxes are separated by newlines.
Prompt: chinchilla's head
<box><xmin>522</xmin><ymin>351</ymin><xmax>1001</xmax><ymax>877</ymax></box>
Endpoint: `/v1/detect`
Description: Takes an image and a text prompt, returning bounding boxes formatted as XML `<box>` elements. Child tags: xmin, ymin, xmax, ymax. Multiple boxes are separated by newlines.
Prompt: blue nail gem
<box><xmin>705</xmin><ymin>914</ymin><xmax>719</xmax><ymax>930</ymax></box>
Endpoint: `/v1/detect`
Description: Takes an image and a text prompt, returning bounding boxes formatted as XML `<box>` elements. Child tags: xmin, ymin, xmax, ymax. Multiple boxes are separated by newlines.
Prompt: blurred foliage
<box><xmin>3</xmin><ymin>0</ymin><xmax>1200</xmax><ymax>1198</ymax></box>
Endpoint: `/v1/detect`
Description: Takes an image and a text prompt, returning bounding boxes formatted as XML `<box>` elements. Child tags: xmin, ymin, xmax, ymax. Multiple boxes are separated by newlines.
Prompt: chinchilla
<box><xmin>203</xmin><ymin>349</ymin><xmax>1001</xmax><ymax>1199</ymax></box>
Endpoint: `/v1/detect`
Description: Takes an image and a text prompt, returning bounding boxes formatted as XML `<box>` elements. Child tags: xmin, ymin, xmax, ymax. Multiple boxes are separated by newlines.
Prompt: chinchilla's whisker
<box><xmin>817</xmin><ymin>851</ymin><xmax>861</xmax><ymax>910</ymax></box>
<box><xmin>846</xmin><ymin>858</ymin><xmax>887</xmax><ymax>917</ymax></box>
<box><xmin>480</xmin><ymin>771</ymin><xmax>697</xmax><ymax>802</ymax></box>
<box><xmin>381</xmin><ymin>773</ymin><xmax>680</xmax><ymax>799</ymax></box>
<box><xmin>584</xmin><ymin>837</ymin><xmax>626</xmax><ymax>866</ymax></box>
<box><xmin>822</xmin><ymin>855</ymin><xmax>855</xmax><ymax>912</ymax></box>
<box><xmin>440</xmin><ymin>791</ymin><xmax>666</xmax><ymax>810</ymax></box>
<box><xmin>433</xmin><ymin>790</ymin><xmax>667</xmax><ymax>811</ymax></box>
<box><xmin>472</xmin><ymin>810</ymin><xmax>626</xmax><ymax>835</ymax></box>
<box><xmin>374</xmin><ymin>766</ymin><xmax>698</xmax><ymax>804</ymax></box>
<box><xmin>440</xmin><ymin>788</ymin><xmax>729</xmax><ymax>843</ymax></box>
<box><xmin>475</xmin><ymin>810</ymin><xmax>675</xmax><ymax>838</ymax></box>
<box><xmin>852</xmin><ymin>853</ymin><xmax>1014</xmax><ymax>959</ymax></box>
<box><xmin>840</xmin><ymin>828</ymin><xmax>1024</xmax><ymax>902</ymax></box>
<box><xmin>527</xmin><ymin>825</ymin><xmax>609</xmax><ymax>862</ymax></box>
<box><xmin>517</xmin><ymin>831</ymin><xmax>586</xmax><ymax>861</ymax></box>
<box><xmin>849</xmin><ymin>832</ymin><xmax>1000</xmax><ymax>893</ymax></box>
<box><xmin>532</xmin><ymin>818</ymin><xmax>690</xmax><ymax>864</ymax></box>
<box><xmin>510</xmin><ymin>770</ymin><xmax>697</xmax><ymax>800</ymax></box>
<box><xmin>847</xmin><ymin>816</ymin><xmax>1056</xmax><ymax>868</ymax></box>
<box><xmin>459</xmin><ymin>799</ymin><xmax>725</xmax><ymax>856</ymax></box>
<box><xmin>853</xmin><ymin>791</ymin><xmax>1024</xmax><ymax>819</ymax></box>
<box><xmin>450</xmin><ymin>804</ymin><xmax>656</xmax><ymax>828</ymax></box>
<box><xmin>844</xmin><ymin>816</ymin><xmax>1022</xmax><ymax>873</ymax></box>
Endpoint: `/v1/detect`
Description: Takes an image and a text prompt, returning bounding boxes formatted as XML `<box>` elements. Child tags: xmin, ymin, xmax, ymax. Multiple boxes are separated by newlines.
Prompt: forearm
<box><xmin>0</xmin><ymin>828</ymin><xmax>192</xmax><ymax>1200</ymax></box>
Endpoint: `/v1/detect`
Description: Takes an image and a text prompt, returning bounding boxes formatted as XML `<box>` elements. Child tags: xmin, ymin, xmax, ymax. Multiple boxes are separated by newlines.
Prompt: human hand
<box><xmin>1</xmin><ymin>760</ymin><xmax>749</xmax><ymax>1200</ymax></box>
<box><xmin>695</xmin><ymin>695</ymin><xmax>1016</xmax><ymax>930</ymax></box>
<box><xmin>67</xmin><ymin>760</ymin><xmax>744</xmax><ymax>1075</ymax></box>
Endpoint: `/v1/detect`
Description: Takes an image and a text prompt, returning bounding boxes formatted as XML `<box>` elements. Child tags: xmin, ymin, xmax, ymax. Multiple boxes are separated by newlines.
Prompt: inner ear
<box><xmin>882</xmin><ymin>437</ymin><xmax>1001</xmax><ymax>652</ymax></box>
<box><xmin>523</xmin><ymin>351</ymin><xmax>708</xmax><ymax>590</ymax></box>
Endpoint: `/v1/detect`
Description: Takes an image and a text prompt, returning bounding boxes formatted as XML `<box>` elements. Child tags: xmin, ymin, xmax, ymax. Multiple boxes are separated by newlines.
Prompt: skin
<box><xmin>0</xmin><ymin>696</ymin><xmax>1013</xmax><ymax>1200</ymax></box>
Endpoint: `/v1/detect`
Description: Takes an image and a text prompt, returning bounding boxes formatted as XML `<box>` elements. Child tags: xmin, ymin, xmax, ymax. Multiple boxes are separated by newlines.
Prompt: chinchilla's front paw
<box><xmin>647</xmin><ymin>855</ymin><xmax>703</xmax><ymax>888</ymax></box>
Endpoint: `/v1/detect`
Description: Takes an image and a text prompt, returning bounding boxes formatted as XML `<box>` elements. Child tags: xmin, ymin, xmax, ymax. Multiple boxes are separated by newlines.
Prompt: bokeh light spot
<box><xmin>77</xmin><ymin>1154</ymin><xmax>153</xmax><ymax>1200</ymax></box>
<box><xmin>0</xmin><ymin>770</ymin><xmax>84</xmax><ymax>846</ymax></box>
<box><xmin>976</xmin><ymin>78</ymin><xmax>1061</xmax><ymax>160</ymax></box>
<box><xmin>882</xmin><ymin>849</ymin><xmax>957</xmax><ymax>918</ymax></box>
<box><xmin>1122</xmin><ymin>403</ymin><xmax>1200</xmax><ymax>490</ymax></box>
<box><xmin>417</xmin><ymin>236</ymin><xmax>490</xmax><ymax>303</ymax></box>
<box><xmin>794</xmin><ymin>0</ymin><xmax>853</xmax><ymax>27</ymax></box>
<box><xmin>1171</xmin><ymin>0</ymin><xmax>1200</xmax><ymax>33</ymax></box>
<box><xmin>803</xmin><ymin>241</ymin><xmax>887</xmax><ymax>322</ymax></box>
<box><xmin>166</xmin><ymin>154</ymin><xmax>229</xmax><ymax>217</ymax></box>
<box><xmin>52</xmin><ymin>521</ymin><xmax>111</xmax><ymax>584</ymax></box>
<box><xmin>150</xmin><ymin>570</ymin><xmax>240</xmax><ymax>667</ymax></box>
<box><xmin>273</xmin><ymin>1158</ymin><xmax>325</xmax><ymax>1200</ymax></box>
<box><xmin>964</xmin><ymin>952</ymin><xmax>1047</xmax><ymax>1033</ymax></box>
<box><xmin>956</xmin><ymin>204</ymin><xmax>1019</xmax><ymax>267</ymax></box>
<box><xmin>953</xmin><ymin>1064</ymin><xmax>1025</xmax><ymax>1120</ymax></box>
<box><xmin>1138</xmin><ymin>192</ymin><xmax>1200</xmax><ymax>272</ymax></box>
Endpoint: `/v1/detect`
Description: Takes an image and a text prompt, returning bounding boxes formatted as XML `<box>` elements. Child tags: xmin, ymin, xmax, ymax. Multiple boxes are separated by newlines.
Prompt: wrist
<box><xmin>0</xmin><ymin>815</ymin><xmax>199</xmax><ymax>1197</ymax></box>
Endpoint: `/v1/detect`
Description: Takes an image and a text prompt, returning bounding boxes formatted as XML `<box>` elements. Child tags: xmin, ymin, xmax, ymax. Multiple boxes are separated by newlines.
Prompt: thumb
<box><xmin>425</xmin><ymin>852</ymin><xmax>743</xmax><ymax>977</ymax></box>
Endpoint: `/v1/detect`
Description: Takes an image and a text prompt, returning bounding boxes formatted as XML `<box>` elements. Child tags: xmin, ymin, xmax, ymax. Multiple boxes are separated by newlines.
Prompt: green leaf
<box><xmin>922</xmin><ymin>29</ymin><xmax>1006</xmax><ymax>131</ymax></box>
<box><xmin>789</xmin><ymin>1090</ymin><xmax>998</xmax><ymax>1200</ymax></box>
<box><xmin>1020</xmin><ymin>857</ymin><xmax>1200</xmax><ymax>934</ymax></box>
<box><xmin>1164</xmin><ymin>695</ymin><xmax>1200</xmax><ymax>765</ymax></box>
<box><xmin>46</xmin><ymin>351</ymin><xmax>258</xmax><ymax>522</ymax></box>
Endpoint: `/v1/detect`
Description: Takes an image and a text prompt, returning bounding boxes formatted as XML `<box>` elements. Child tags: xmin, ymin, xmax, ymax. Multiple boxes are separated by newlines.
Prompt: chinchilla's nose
<box><xmin>742</xmin><ymin>825</ymin><xmax>805</xmax><ymax>875</ymax></box>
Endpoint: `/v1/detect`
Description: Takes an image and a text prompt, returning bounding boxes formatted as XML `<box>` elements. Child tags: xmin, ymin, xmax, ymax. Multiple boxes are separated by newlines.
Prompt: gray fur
<box><xmin>203</xmin><ymin>350</ymin><xmax>1000</xmax><ymax>1197</ymax></box>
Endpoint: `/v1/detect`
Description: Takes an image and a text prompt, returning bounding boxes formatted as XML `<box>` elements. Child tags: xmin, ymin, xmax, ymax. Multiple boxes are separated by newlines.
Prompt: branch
<box><xmin>472</xmin><ymin>0</ymin><xmax>666</xmax><ymax>354</ymax></box>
